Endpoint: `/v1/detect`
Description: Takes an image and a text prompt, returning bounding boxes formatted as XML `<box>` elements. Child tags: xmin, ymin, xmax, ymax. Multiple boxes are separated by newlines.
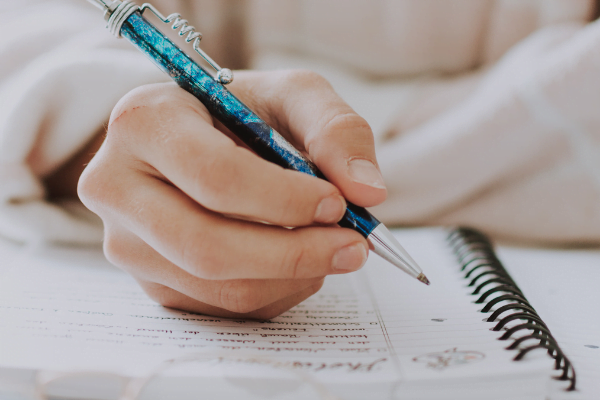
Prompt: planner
<box><xmin>0</xmin><ymin>227</ymin><xmax>594</xmax><ymax>400</ymax></box>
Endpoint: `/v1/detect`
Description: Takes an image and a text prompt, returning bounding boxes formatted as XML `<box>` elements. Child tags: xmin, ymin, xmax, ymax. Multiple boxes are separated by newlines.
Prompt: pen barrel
<box><xmin>120</xmin><ymin>12</ymin><xmax>380</xmax><ymax>237</ymax></box>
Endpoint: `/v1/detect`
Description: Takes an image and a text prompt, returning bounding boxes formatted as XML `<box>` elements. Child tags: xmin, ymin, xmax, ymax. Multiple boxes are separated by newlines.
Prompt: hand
<box><xmin>78</xmin><ymin>70</ymin><xmax>387</xmax><ymax>319</ymax></box>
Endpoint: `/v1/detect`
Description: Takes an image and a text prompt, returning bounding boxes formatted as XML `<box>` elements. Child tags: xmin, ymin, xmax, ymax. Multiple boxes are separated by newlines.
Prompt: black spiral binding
<box><xmin>447</xmin><ymin>227</ymin><xmax>576</xmax><ymax>391</ymax></box>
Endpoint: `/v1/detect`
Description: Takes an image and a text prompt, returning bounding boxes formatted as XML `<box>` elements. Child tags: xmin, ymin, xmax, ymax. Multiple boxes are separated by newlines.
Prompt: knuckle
<box><xmin>190</xmin><ymin>147</ymin><xmax>258</xmax><ymax>215</ymax></box>
<box><xmin>107</xmin><ymin>83</ymin><xmax>199</xmax><ymax>146</ymax></box>
<box><xmin>323</xmin><ymin>112</ymin><xmax>371</xmax><ymax>135</ymax></box>
<box><xmin>279</xmin><ymin>69</ymin><xmax>329</xmax><ymax>90</ymax></box>
<box><xmin>77</xmin><ymin>155</ymin><xmax>114</xmax><ymax>214</ymax></box>
<box><xmin>305</xmin><ymin>111</ymin><xmax>373</xmax><ymax>157</ymax></box>
<box><xmin>107</xmin><ymin>87</ymin><xmax>152</xmax><ymax>140</ymax></box>
<box><xmin>77</xmin><ymin>166</ymin><xmax>98</xmax><ymax>210</ymax></box>
<box><xmin>180</xmin><ymin>231</ymin><xmax>223</xmax><ymax>279</ymax></box>
<box><xmin>275</xmin><ymin>185</ymin><xmax>308</xmax><ymax>225</ymax></box>
<box><xmin>218</xmin><ymin>281</ymin><xmax>263</xmax><ymax>314</ymax></box>
<box><xmin>110</xmin><ymin>83</ymin><xmax>180</xmax><ymax>122</ymax></box>
<box><xmin>281</xmin><ymin>239</ymin><xmax>308</xmax><ymax>279</ymax></box>
<box><xmin>189</xmin><ymin>149</ymin><xmax>236</xmax><ymax>210</ymax></box>
<box><xmin>103</xmin><ymin>231</ymin><xmax>132</xmax><ymax>270</ymax></box>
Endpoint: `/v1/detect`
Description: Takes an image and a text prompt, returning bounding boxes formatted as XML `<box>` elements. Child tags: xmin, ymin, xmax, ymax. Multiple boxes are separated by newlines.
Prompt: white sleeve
<box><xmin>0</xmin><ymin>0</ymin><xmax>167</xmax><ymax>245</ymax></box>
<box><xmin>373</xmin><ymin>21</ymin><xmax>600</xmax><ymax>244</ymax></box>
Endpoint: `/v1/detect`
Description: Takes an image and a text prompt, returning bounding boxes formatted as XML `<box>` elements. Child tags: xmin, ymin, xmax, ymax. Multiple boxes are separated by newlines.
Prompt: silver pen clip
<box><xmin>86</xmin><ymin>0</ymin><xmax>233</xmax><ymax>84</ymax></box>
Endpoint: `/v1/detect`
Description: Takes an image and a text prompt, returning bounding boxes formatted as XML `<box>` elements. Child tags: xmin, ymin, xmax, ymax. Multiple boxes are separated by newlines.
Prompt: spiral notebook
<box><xmin>0</xmin><ymin>227</ymin><xmax>586</xmax><ymax>400</ymax></box>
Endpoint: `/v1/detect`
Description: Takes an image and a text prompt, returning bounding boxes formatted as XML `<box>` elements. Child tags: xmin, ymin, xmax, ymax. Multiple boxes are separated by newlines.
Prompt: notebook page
<box><xmin>0</xmin><ymin>229</ymin><xmax>552</xmax><ymax>400</ymax></box>
<box><xmin>497</xmin><ymin>246</ymin><xmax>600</xmax><ymax>400</ymax></box>
<box><xmin>363</xmin><ymin>229</ymin><xmax>553</xmax><ymax>399</ymax></box>
<box><xmin>0</xmin><ymin>239</ymin><xmax>398</xmax><ymax>400</ymax></box>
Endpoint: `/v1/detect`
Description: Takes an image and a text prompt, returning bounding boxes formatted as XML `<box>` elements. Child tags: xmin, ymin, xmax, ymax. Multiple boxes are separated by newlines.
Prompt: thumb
<box><xmin>229</xmin><ymin>69</ymin><xmax>387</xmax><ymax>208</ymax></box>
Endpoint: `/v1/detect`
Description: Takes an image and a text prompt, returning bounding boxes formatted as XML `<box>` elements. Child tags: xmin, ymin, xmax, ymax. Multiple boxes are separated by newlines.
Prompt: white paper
<box><xmin>0</xmin><ymin>229</ymin><xmax>561</xmax><ymax>400</ymax></box>
<box><xmin>497</xmin><ymin>245</ymin><xmax>600</xmax><ymax>400</ymax></box>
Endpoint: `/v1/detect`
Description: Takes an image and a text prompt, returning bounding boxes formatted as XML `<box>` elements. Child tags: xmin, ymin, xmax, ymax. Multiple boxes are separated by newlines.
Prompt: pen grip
<box><xmin>120</xmin><ymin>12</ymin><xmax>380</xmax><ymax>237</ymax></box>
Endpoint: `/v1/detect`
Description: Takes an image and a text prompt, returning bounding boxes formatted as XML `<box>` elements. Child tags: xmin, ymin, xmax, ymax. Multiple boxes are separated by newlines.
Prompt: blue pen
<box><xmin>86</xmin><ymin>0</ymin><xmax>429</xmax><ymax>285</ymax></box>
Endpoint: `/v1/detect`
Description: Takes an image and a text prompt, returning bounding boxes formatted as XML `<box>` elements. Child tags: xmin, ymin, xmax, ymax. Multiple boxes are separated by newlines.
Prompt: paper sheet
<box><xmin>497</xmin><ymin>246</ymin><xmax>600</xmax><ymax>400</ymax></box>
<box><xmin>0</xmin><ymin>229</ymin><xmax>561</xmax><ymax>400</ymax></box>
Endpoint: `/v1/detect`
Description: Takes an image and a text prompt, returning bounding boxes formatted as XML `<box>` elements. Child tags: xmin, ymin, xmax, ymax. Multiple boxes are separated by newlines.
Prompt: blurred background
<box><xmin>2</xmin><ymin>0</ymin><xmax>600</xmax><ymax>245</ymax></box>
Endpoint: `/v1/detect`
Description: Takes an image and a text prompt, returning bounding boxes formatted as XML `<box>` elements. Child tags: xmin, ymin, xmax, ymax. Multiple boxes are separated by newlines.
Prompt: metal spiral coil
<box><xmin>103</xmin><ymin>1</ymin><xmax>233</xmax><ymax>84</ymax></box>
<box><xmin>139</xmin><ymin>3</ymin><xmax>234</xmax><ymax>84</ymax></box>
<box><xmin>447</xmin><ymin>227</ymin><xmax>576</xmax><ymax>391</ymax></box>
<box><xmin>165</xmin><ymin>13</ymin><xmax>202</xmax><ymax>47</ymax></box>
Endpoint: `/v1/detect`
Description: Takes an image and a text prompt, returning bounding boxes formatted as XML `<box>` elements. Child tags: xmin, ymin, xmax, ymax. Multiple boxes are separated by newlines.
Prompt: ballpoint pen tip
<box><xmin>417</xmin><ymin>273</ymin><xmax>430</xmax><ymax>285</ymax></box>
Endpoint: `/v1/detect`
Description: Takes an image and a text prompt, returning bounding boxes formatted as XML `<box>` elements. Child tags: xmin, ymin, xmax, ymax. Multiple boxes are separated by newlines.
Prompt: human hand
<box><xmin>78</xmin><ymin>70</ymin><xmax>387</xmax><ymax>319</ymax></box>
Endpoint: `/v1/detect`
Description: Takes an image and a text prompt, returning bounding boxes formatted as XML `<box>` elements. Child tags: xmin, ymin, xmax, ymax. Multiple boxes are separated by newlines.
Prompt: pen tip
<box><xmin>417</xmin><ymin>273</ymin><xmax>430</xmax><ymax>285</ymax></box>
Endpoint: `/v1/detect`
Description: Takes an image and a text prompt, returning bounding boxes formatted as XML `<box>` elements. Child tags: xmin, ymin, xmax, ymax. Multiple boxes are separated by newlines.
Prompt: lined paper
<box><xmin>497</xmin><ymin>246</ymin><xmax>600</xmax><ymax>400</ymax></box>
<box><xmin>0</xmin><ymin>229</ymin><xmax>557</xmax><ymax>399</ymax></box>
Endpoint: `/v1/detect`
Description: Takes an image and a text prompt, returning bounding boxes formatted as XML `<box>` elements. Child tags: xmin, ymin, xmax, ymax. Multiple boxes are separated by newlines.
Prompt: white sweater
<box><xmin>1</xmin><ymin>0</ymin><xmax>600</xmax><ymax>245</ymax></box>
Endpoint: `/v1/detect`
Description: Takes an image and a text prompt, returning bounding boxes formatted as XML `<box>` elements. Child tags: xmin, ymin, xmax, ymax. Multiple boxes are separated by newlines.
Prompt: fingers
<box><xmin>80</xmin><ymin>163</ymin><xmax>368</xmax><ymax>280</ymax></box>
<box><xmin>78</xmin><ymin>74</ymin><xmax>379</xmax><ymax>321</ymax></box>
<box><xmin>226</xmin><ymin>70</ymin><xmax>388</xmax><ymax>207</ymax></box>
<box><xmin>105</xmin><ymin>83</ymin><xmax>346</xmax><ymax>227</ymax></box>
<box><xmin>103</xmin><ymin>225</ymin><xmax>324</xmax><ymax>314</ymax></box>
<box><xmin>137</xmin><ymin>279</ymin><xmax>325</xmax><ymax>320</ymax></box>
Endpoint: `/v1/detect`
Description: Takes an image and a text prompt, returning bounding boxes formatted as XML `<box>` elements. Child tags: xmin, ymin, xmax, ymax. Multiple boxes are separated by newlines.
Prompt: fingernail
<box><xmin>332</xmin><ymin>243</ymin><xmax>368</xmax><ymax>272</ymax></box>
<box><xmin>347</xmin><ymin>159</ymin><xmax>386</xmax><ymax>189</ymax></box>
<box><xmin>315</xmin><ymin>195</ymin><xmax>346</xmax><ymax>223</ymax></box>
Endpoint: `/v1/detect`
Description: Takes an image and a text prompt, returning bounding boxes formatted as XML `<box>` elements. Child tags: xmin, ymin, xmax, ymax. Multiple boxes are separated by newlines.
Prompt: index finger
<box><xmin>225</xmin><ymin>70</ymin><xmax>387</xmax><ymax>208</ymax></box>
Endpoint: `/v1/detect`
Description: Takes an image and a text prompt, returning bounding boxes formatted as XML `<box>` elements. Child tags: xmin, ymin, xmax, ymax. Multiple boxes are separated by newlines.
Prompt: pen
<box><xmin>86</xmin><ymin>0</ymin><xmax>429</xmax><ymax>285</ymax></box>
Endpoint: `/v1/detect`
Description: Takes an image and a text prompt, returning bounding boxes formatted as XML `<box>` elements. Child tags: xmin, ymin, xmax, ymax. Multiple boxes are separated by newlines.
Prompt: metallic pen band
<box><xmin>107</xmin><ymin>1</ymin><xmax>139</xmax><ymax>37</ymax></box>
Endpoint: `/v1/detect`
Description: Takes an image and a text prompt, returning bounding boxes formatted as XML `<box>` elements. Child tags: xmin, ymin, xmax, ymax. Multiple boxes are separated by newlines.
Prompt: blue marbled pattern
<box><xmin>120</xmin><ymin>12</ymin><xmax>380</xmax><ymax>237</ymax></box>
